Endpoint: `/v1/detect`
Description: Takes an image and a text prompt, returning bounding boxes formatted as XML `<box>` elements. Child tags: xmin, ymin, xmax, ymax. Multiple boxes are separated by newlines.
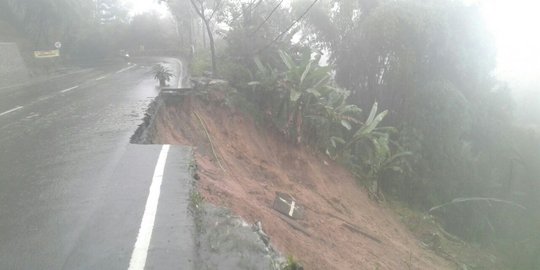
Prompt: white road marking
<box><xmin>289</xmin><ymin>201</ymin><xmax>296</xmax><ymax>217</ymax></box>
<box><xmin>116</xmin><ymin>65</ymin><xmax>136</xmax><ymax>74</ymax></box>
<box><xmin>0</xmin><ymin>68</ymin><xmax>92</xmax><ymax>91</ymax></box>
<box><xmin>0</xmin><ymin>106</ymin><xmax>23</xmax><ymax>117</ymax></box>
<box><xmin>60</xmin><ymin>85</ymin><xmax>79</xmax><ymax>93</ymax></box>
<box><xmin>128</xmin><ymin>145</ymin><xmax>170</xmax><ymax>270</ymax></box>
<box><xmin>25</xmin><ymin>113</ymin><xmax>39</xmax><ymax>119</ymax></box>
<box><xmin>95</xmin><ymin>75</ymin><xmax>107</xmax><ymax>81</ymax></box>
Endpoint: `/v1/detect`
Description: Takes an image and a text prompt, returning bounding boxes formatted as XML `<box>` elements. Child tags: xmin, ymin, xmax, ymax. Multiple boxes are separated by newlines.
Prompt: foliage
<box><xmin>191</xmin><ymin>50</ymin><xmax>212</xmax><ymax>77</ymax></box>
<box><xmin>2</xmin><ymin>0</ymin><xmax>179</xmax><ymax>65</ymax></box>
<box><xmin>301</xmin><ymin>0</ymin><xmax>496</xmax><ymax>112</ymax></box>
<box><xmin>220</xmin><ymin>0</ymin><xmax>294</xmax><ymax>70</ymax></box>
<box><xmin>187</xmin><ymin>0</ymin><xmax>223</xmax><ymax>76</ymax></box>
<box><xmin>189</xmin><ymin>0</ymin><xmax>539</xmax><ymax>266</ymax></box>
<box><xmin>326</xmin><ymin>102</ymin><xmax>411</xmax><ymax>196</ymax></box>
<box><xmin>126</xmin><ymin>12</ymin><xmax>179</xmax><ymax>54</ymax></box>
<box><xmin>163</xmin><ymin>0</ymin><xmax>196</xmax><ymax>56</ymax></box>
<box><xmin>305</xmin><ymin>87</ymin><xmax>362</xmax><ymax>147</ymax></box>
<box><xmin>249</xmin><ymin>49</ymin><xmax>354</xmax><ymax>145</ymax></box>
<box><xmin>236</xmin><ymin>48</ymin><xmax>409</xmax><ymax>195</ymax></box>
<box><xmin>283</xmin><ymin>255</ymin><xmax>302</xmax><ymax>270</ymax></box>
<box><xmin>300</xmin><ymin>0</ymin><xmax>518</xmax><ymax>238</ymax></box>
<box><xmin>275</xmin><ymin>50</ymin><xmax>331</xmax><ymax>143</ymax></box>
<box><xmin>2</xmin><ymin>0</ymin><xmax>95</xmax><ymax>47</ymax></box>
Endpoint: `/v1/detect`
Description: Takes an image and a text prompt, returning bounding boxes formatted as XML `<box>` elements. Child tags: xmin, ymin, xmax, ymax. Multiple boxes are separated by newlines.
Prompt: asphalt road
<box><xmin>0</xmin><ymin>59</ymin><xmax>194</xmax><ymax>269</ymax></box>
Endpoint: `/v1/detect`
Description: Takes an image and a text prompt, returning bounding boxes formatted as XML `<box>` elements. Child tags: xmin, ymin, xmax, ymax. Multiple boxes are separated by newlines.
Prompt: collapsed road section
<box><xmin>130</xmin><ymin>62</ymin><xmax>287</xmax><ymax>269</ymax></box>
<box><xmin>131</xmin><ymin>77</ymin><xmax>455</xmax><ymax>270</ymax></box>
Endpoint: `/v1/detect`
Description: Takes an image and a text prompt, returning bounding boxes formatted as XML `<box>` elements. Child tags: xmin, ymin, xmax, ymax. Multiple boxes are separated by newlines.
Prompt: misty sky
<box><xmin>121</xmin><ymin>0</ymin><xmax>169</xmax><ymax>17</ymax></box>
<box><xmin>481</xmin><ymin>0</ymin><xmax>540</xmax><ymax>86</ymax></box>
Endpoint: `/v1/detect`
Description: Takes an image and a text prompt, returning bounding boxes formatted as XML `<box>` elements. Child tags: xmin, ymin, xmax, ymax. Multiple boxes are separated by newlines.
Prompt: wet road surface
<box><xmin>0</xmin><ymin>59</ymin><xmax>194</xmax><ymax>269</ymax></box>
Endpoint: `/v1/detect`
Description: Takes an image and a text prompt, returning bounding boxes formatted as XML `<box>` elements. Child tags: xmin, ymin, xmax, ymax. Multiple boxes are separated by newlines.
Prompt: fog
<box><xmin>481</xmin><ymin>0</ymin><xmax>540</xmax><ymax>127</ymax></box>
<box><xmin>1</xmin><ymin>0</ymin><xmax>539</xmax><ymax>269</ymax></box>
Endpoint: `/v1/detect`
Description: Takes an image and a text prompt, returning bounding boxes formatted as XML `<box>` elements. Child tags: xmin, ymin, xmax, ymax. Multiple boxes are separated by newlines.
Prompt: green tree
<box><xmin>126</xmin><ymin>12</ymin><xmax>178</xmax><ymax>53</ymax></box>
<box><xmin>188</xmin><ymin>0</ymin><xmax>222</xmax><ymax>76</ymax></box>
<box><xmin>2</xmin><ymin>0</ymin><xmax>95</xmax><ymax>48</ymax></box>
<box><xmin>274</xmin><ymin>50</ymin><xmax>331</xmax><ymax>143</ymax></box>
<box><xmin>163</xmin><ymin>0</ymin><xmax>197</xmax><ymax>57</ymax></box>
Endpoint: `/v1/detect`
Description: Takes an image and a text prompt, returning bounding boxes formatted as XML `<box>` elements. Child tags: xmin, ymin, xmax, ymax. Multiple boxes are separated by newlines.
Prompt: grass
<box><xmin>190</xmin><ymin>191</ymin><xmax>204</xmax><ymax>209</ymax></box>
<box><xmin>187</xmin><ymin>151</ymin><xmax>205</xmax><ymax>236</ymax></box>
<box><xmin>387</xmin><ymin>200</ymin><xmax>504</xmax><ymax>270</ymax></box>
<box><xmin>283</xmin><ymin>255</ymin><xmax>302</xmax><ymax>270</ymax></box>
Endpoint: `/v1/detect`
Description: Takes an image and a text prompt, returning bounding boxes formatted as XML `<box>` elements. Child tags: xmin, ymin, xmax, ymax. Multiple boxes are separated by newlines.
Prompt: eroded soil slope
<box><xmin>153</xmin><ymin>96</ymin><xmax>453</xmax><ymax>270</ymax></box>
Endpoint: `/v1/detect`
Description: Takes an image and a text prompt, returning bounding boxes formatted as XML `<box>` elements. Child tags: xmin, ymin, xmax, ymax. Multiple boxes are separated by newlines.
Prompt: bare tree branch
<box><xmin>209</xmin><ymin>0</ymin><xmax>222</xmax><ymax>20</ymax></box>
<box><xmin>250</xmin><ymin>0</ymin><xmax>285</xmax><ymax>36</ymax></box>
<box><xmin>257</xmin><ymin>0</ymin><xmax>320</xmax><ymax>54</ymax></box>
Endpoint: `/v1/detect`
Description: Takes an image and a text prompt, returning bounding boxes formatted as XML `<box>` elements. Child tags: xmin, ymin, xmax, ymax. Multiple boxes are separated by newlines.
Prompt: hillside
<box><xmin>149</xmin><ymin>93</ymin><xmax>455</xmax><ymax>270</ymax></box>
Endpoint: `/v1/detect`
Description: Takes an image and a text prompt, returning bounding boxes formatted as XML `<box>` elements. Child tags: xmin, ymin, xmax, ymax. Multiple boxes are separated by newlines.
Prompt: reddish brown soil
<box><xmin>153</xmin><ymin>96</ymin><xmax>453</xmax><ymax>270</ymax></box>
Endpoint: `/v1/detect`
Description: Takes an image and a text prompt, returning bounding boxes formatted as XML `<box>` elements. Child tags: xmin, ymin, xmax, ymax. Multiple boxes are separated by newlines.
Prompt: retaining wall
<box><xmin>0</xmin><ymin>42</ymin><xmax>29</xmax><ymax>87</ymax></box>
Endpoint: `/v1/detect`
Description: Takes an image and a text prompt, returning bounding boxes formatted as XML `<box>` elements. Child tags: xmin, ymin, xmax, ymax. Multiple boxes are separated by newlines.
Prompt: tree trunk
<box><xmin>295</xmin><ymin>104</ymin><xmax>303</xmax><ymax>144</ymax></box>
<box><xmin>187</xmin><ymin>11</ymin><xmax>194</xmax><ymax>60</ymax></box>
<box><xmin>188</xmin><ymin>0</ymin><xmax>218</xmax><ymax>76</ymax></box>
<box><xmin>203</xmin><ymin>18</ymin><xmax>217</xmax><ymax>76</ymax></box>
<box><xmin>201</xmin><ymin>19</ymin><xmax>206</xmax><ymax>48</ymax></box>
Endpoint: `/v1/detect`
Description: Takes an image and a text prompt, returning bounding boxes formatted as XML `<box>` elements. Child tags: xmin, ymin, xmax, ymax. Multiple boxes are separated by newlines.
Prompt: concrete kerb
<box><xmin>171</xmin><ymin>58</ymin><xmax>184</xmax><ymax>88</ymax></box>
<box><xmin>160</xmin><ymin>58</ymin><xmax>194</xmax><ymax>98</ymax></box>
<box><xmin>160</xmin><ymin>58</ymin><xmax>185</xmax><ymax>89</ymax></box>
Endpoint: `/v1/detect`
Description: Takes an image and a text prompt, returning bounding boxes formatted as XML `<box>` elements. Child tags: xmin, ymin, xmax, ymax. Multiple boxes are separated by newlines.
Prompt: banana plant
<box><xmin>327</xmin><ymin>102</ymin><xmax>411</xmax><ymax>197</ymax></box>
<box><xmin>360</xmin><ymin>136</ymin><xmax>412</xmax><ymax>197</ymax></box>
<box><xmin>250</xmin><ymin>56</ymin><xmax>280</xmax><ymax>91</ymax></box>
<box><xmin>305</xmin><ymin>87</ymin><xmax>362</xmax><ymax>148</ymax></box>
<box><xmin>276</xmin><ymin>50</ymin><xmax>332</xmax><ymax>143</ymax></box>
<box><xmin>317</xmin><ymin>87</ymin><xmax>363</xmax><ymax>130</ymax></box>
<box><xmin>328</xmin><ymin>102</ymin><xmax>394</xmax><ymax>158</ymax></box>
<box><xmin>246</xmin><ymin>57</ymin><xmax>281</xmax><ymax>113</ymax></box>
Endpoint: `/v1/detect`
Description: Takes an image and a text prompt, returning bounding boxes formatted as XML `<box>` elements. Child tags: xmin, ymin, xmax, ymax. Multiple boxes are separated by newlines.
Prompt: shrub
<box><xmin>153</xmin><ymin>64</ymin><xmax>173</xmax><ymax>87</ymax></box>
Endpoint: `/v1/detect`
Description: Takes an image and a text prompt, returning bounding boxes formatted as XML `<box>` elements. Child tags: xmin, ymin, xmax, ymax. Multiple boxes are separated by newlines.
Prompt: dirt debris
<box><xmin>152</xmin><ymin>96</ymin><xmax>454</xmax><ymax>270</ymax></box>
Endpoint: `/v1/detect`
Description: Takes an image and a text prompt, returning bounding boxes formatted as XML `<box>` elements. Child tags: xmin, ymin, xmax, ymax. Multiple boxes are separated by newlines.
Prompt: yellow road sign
<box><xmin>33</xmin><ymin>49</ymin><xmax>60</xmax><ymax>58</ymax></box>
